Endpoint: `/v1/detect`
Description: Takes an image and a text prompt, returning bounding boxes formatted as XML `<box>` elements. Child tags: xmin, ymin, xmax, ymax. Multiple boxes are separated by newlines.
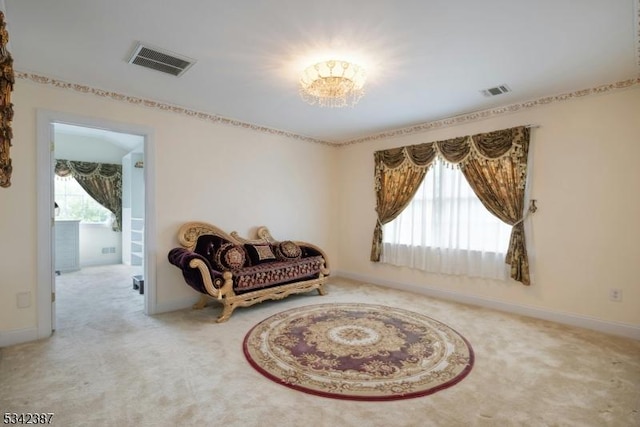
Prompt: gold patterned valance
<box><xmin>55</xmin><ymin>159</ymin><xmax>122</xmax><ymax>181</ymax></box>
<box><xmin>0</xmin><ymin>12</ymin><xmax>14</xmax><ymax>188</ymax></box>
<box><xmin>375</xmin><ymin>126</ymin><xmax>528</xmax><ymax>176</ymax></box>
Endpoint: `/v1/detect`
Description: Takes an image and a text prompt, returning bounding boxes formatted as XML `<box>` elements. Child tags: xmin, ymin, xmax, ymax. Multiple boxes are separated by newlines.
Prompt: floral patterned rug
<box><xmin>243</xmin><ymin>303</ymin><xmax>474</xmax><ymax>401</ymax></box>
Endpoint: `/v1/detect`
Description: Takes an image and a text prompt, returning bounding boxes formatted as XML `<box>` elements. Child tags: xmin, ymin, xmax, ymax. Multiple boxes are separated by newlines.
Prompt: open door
<box><xmin>50</xmin><ymin>123</ymin><xmax>57</xmax><ymax>332</ymax></box>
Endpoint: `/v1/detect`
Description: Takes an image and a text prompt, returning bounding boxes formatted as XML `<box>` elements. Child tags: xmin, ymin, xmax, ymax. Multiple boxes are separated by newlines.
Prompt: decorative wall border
<box><xmin>16</xmin><ymin>72</ymin><xmax>640</xmax><ymax>148</ymax></box>
<box><xmin>339</xmin><ymin>77</ymin><xmax>640</xmax><ymax>146</ymax></box>
<box><xmin>15</xmin><ymin>71</ymin><xmax>336</xmax><ymax>147</ymax></box>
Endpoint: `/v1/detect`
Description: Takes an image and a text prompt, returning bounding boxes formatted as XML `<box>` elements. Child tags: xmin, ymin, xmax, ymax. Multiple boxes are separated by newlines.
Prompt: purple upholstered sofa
<box><xmin>168</xmin><ymin>222</ymin><xmax>329</xmax><ymax>322</ymax></box>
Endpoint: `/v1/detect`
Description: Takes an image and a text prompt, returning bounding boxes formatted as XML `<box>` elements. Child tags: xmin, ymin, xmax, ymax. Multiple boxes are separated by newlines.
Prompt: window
<box><xmin>55</xmin><ymin>176</ymin><xmax>113</xmax><ymax>224</ymax></box>
<box><xmin>382</xmin><ymin>159</ymin><xmax>512</xmax><ymax>280</ymax></box>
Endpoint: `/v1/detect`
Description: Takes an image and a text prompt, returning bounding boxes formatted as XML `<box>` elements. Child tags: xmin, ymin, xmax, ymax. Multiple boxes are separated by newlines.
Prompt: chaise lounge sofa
<box><xmin>168</xmin><ymin>222</ymin><xmax>330</xmax><ymax>322</ymax></box>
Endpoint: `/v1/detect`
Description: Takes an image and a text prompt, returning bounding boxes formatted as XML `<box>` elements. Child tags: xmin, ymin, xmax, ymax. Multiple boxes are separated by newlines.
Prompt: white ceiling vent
<box><xmin>480</xmin><ymin>84</ymin><xmax>511</xmax><ymax>97</ymax></box>
<box><xmin>128</xmin><ymin>43</ymin><xmax>196</xmax><ymax>77</ymax></box>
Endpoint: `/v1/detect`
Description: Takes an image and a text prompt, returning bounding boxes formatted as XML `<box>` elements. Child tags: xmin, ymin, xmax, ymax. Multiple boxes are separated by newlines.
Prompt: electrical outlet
<box><xmin>609</xmin><ymin>288</ymin><xmax>622</xmax><ymax>302</ymax></box>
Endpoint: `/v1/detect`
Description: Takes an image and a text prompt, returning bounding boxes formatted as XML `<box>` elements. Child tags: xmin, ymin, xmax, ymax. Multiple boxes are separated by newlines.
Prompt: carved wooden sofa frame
<box><xmin>168</xmin><ymin>222</ymin><xmax>329</xmax><ymax>322</ymax></box>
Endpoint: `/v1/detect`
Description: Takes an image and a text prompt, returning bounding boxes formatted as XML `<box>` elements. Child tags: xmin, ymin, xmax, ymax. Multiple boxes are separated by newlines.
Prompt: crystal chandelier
<box><xmin>299</xmin><ymin>60</ymin><xmax>366</xmax><ymax>108</ymax></box>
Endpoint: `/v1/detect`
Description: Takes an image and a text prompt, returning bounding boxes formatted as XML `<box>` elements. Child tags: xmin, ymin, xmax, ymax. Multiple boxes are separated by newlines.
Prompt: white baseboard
<box><xmin>154</xmin><ymin>295</ymin><xmax>199</xmax><ymax>315</ymax></box>
<box><xmin>0</xmin><ymin>327</ymin><xmax>39</xmax><ymax>348</ymax></box>
<box><xmin>334</xmin><ymin>270</ymin><xmax>640</xmax><ymax>341</ymax></box>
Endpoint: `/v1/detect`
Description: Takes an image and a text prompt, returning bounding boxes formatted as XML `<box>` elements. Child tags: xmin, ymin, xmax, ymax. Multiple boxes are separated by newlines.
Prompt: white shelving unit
<box><xmin>130</xmin><ymin>217</ymin><xmax>144</xmax><ymax>266</ymax></box>
<box><xmin>55</xmin><ymin>219</ymin><xmax>81</xmax><ymax>273</ymax></box>
<box><xmin>122</xmin><ymin>151</ymin><xmax>145</xmax><ymax>268</ymax></box>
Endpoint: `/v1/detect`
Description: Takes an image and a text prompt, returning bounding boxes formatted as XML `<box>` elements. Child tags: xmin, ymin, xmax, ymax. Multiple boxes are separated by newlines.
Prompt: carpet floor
<box><xmin>0</xmin><ymin>265</ymin><xmax>638</xmax><ymax>426</ymax></box>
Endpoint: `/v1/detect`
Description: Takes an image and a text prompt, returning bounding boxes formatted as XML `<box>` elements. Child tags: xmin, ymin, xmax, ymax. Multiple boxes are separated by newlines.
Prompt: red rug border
<box><xmin>242</xmin><ymin>303</ymin><xmax>475</xmax><ymax>401</ymax></box>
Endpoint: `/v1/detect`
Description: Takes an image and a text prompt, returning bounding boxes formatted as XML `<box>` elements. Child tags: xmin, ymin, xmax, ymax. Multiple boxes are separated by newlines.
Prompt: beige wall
<box><xmin>336</xmin><ymin>86</ymin><xmax>640</xmax><ymax>327</ymax></box>
<box><xmin>2</xmin><ymin>78</ymin><xmax>638</xmax><ymax>342</ymax></box>
<box><xmin>0</xmin><ymin>80</ymin><xmax>339</xmax><ymax>334</ymax></box>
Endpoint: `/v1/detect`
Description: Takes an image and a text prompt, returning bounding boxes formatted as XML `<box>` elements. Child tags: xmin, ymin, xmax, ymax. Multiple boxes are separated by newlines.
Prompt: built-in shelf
<box><xmin>122</xmin><ymin>152</ymin><xmax>145</xmax><ymax>268</ymax></box>
<box><xmin>131</xmin><ymin>217</ymin><xmax>144</xmax><ymax>266</ymax></box>
<box><xmin>55</xmin><ymin>219</ymin><xmax>81</xmax><ymax>273</ymax></box>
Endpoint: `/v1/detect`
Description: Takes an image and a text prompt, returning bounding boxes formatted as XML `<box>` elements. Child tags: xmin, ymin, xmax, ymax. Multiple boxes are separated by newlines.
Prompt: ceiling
<box><xmin>54</xmin><ymin>123</ymin><xmax>144</xmax><ymax>153</ymax></box>
<box><xmin>5</xmin><ymin>0</ymin><xmax>639</xmax><ymax>144</ymax></box>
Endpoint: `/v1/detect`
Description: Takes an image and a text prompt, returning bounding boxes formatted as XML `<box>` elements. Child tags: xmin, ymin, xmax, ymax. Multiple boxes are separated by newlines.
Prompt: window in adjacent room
<box><xmin>54</xmin><ymin>176</ymin><xmax>113</xmax><ymax>224</ymax></box>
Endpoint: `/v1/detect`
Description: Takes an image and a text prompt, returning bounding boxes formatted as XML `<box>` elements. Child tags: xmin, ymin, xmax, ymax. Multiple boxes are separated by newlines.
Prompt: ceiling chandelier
<box><xmin>299</xmin><ymin>60</ymin><xmax>366</xmax><ymax>108</ymax></box>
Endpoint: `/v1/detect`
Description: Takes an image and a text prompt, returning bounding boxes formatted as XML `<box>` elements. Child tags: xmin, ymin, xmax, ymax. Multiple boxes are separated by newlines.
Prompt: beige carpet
<box><xmin>0</xmin><ymin>265</ymin><xmax>639</xmax><ymax>426</ymax></box>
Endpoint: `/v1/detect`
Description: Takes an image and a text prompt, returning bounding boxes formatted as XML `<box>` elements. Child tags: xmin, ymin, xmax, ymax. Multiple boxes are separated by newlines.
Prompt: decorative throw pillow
<box><xmin>244</xmin><ymin>243</ymin><xmax>277</xmax><ymax>264</ymax></box>
<box><xmin>195</xmin><ymin>234</ymin><xmax>231</xmax><ymax>261</ymax></box>
<box><xmin>214</xmin><ymin>243</ymin><xmax>247</xmax><ymax>271</ymax></box>
<box><xmin>274</xmin><ymin>240</ymin><xmax>302</xmax><ymax>260</ymax></box>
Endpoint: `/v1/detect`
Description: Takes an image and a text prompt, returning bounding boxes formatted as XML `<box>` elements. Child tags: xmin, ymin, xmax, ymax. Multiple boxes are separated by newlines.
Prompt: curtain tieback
<box><xmin>513</xmin><ymin>199</ymin><xmax>537</xmax><ymax>226</ymax></box>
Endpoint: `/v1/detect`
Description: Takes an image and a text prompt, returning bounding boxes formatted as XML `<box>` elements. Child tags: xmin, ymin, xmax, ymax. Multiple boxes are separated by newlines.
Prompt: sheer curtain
<box><xmin>382</xmin><ymin>159</ymin><xmax>512</xmax><ymax>280</ymax></box>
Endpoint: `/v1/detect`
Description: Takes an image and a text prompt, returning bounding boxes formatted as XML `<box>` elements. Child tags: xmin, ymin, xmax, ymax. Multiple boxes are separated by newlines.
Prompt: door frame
<box><xmin>36</xmin><ymin>109</ymin><xmax>157</xmax><ymax>338</ymax></box>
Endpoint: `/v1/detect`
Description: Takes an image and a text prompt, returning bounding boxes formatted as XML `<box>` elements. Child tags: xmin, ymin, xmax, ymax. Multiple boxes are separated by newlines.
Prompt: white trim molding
<box><xmin>0</xmin><ymin>328</ymin><xmax>39</xmax><ymax>348</ymax></box>
<box><xmin>636</xmin><ymin>0</ymin><xmax>640</xmax><ymax>70</ymax></box>
<box><xmin>36</xmin><ymin>109</ymin><xmax>158</xmax><ymax>339</ymax></box>
<box><xmin>155</xmin><ymin>295</ymin><xmax>200</xmax><ymax>315</ymax></box>
<box><xmin>334</xmin><ymin>270</ymin><xmax>640</xmax><ymax>341</ymax></box>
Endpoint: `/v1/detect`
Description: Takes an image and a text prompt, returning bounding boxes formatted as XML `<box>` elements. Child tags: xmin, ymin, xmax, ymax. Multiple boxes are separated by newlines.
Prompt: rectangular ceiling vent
<box><xmin>480</xmin><ymin>84</ymin><xmax>511</xmax><ymax>97</ymax></box>
<box><xmin>128</xmin><ymin>43</ymin><xmax>196</xmax><ymax>77</ymax></box>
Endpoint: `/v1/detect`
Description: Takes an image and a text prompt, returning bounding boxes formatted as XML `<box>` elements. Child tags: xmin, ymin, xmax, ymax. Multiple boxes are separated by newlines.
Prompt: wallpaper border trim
<box><xmin>16</xmin><ymin>72</ymin><xmax>640</xmax><ymax>147</ymax></box>
<box><xmin>15</xmin><ymin>71</ymin><xmax>334</xmax><ymax>147</ymax></box>
<box><xmin>340</xmin><ymin>78</ymin><xmax>640</xmax><ymax>146</ymax></box>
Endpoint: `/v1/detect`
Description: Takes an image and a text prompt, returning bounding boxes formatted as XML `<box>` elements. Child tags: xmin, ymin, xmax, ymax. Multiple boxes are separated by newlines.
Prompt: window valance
<box><xmin>55</xmin><ymin>159</ymin><xmax>122</xmax><ymax>181</ymax></box>
<box><xmin>375</xmin><ymin>126</ymin><xmax>529</xmax><ymax>187</ymax></box>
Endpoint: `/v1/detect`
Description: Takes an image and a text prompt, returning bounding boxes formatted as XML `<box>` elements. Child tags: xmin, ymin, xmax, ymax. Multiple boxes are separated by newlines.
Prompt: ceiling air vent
<box><xmin>128</xmin><ymin>43</ymin><xmax>196</xmax><ymax>77</ymax></box>
<box><xmin>480</xmin><ymin>84</ymin><xmax>511</xmax><ymax>97</ymax></box>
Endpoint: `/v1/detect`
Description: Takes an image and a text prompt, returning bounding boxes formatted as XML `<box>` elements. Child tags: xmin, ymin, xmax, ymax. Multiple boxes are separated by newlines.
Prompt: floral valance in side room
<box><xmin>55</xmin><ymin>159</ymin><xmax>123</xmax><ymax>232</ymax></box>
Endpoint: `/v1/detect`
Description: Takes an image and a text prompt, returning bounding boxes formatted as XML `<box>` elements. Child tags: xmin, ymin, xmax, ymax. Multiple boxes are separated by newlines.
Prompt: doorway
<box><xmin>53</xmin><ymin>123</ymin><xmax>144</xmax><ymax>330</ymax></box>
<box><xmin>37</xmin><ymin>110</ymin><xmax>156</xmax><ymax>339</ymax></box>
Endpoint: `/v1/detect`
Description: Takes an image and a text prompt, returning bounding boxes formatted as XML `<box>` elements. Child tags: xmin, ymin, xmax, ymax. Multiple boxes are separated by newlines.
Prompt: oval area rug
<box><xmin>243</xmin><ymin>303</ymin><xmax>474</xmax><ymax>401</ymax></box>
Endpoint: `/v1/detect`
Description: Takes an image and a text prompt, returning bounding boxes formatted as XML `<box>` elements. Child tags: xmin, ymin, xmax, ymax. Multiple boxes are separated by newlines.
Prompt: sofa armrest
<box><xmin>295</xmin><ymin>242</ymin><xmax>330</xmax><ymax>275</ymax></box>
<box><xmin>168</xmin><ymin>247</ymin><xmax>227</xmax><ymax>297</ymax></box>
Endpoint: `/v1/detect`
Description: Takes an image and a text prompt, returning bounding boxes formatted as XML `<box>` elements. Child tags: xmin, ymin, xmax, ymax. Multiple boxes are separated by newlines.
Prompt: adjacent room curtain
<box><xmin>55</xmin><ymin>159</ymin><xmax>123</xmax><ymax>232</ymax></box>
<box><xmin>371</xmin><ymin>126</ymin><xmax>532</xmax><ymax>285</ymax></box>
